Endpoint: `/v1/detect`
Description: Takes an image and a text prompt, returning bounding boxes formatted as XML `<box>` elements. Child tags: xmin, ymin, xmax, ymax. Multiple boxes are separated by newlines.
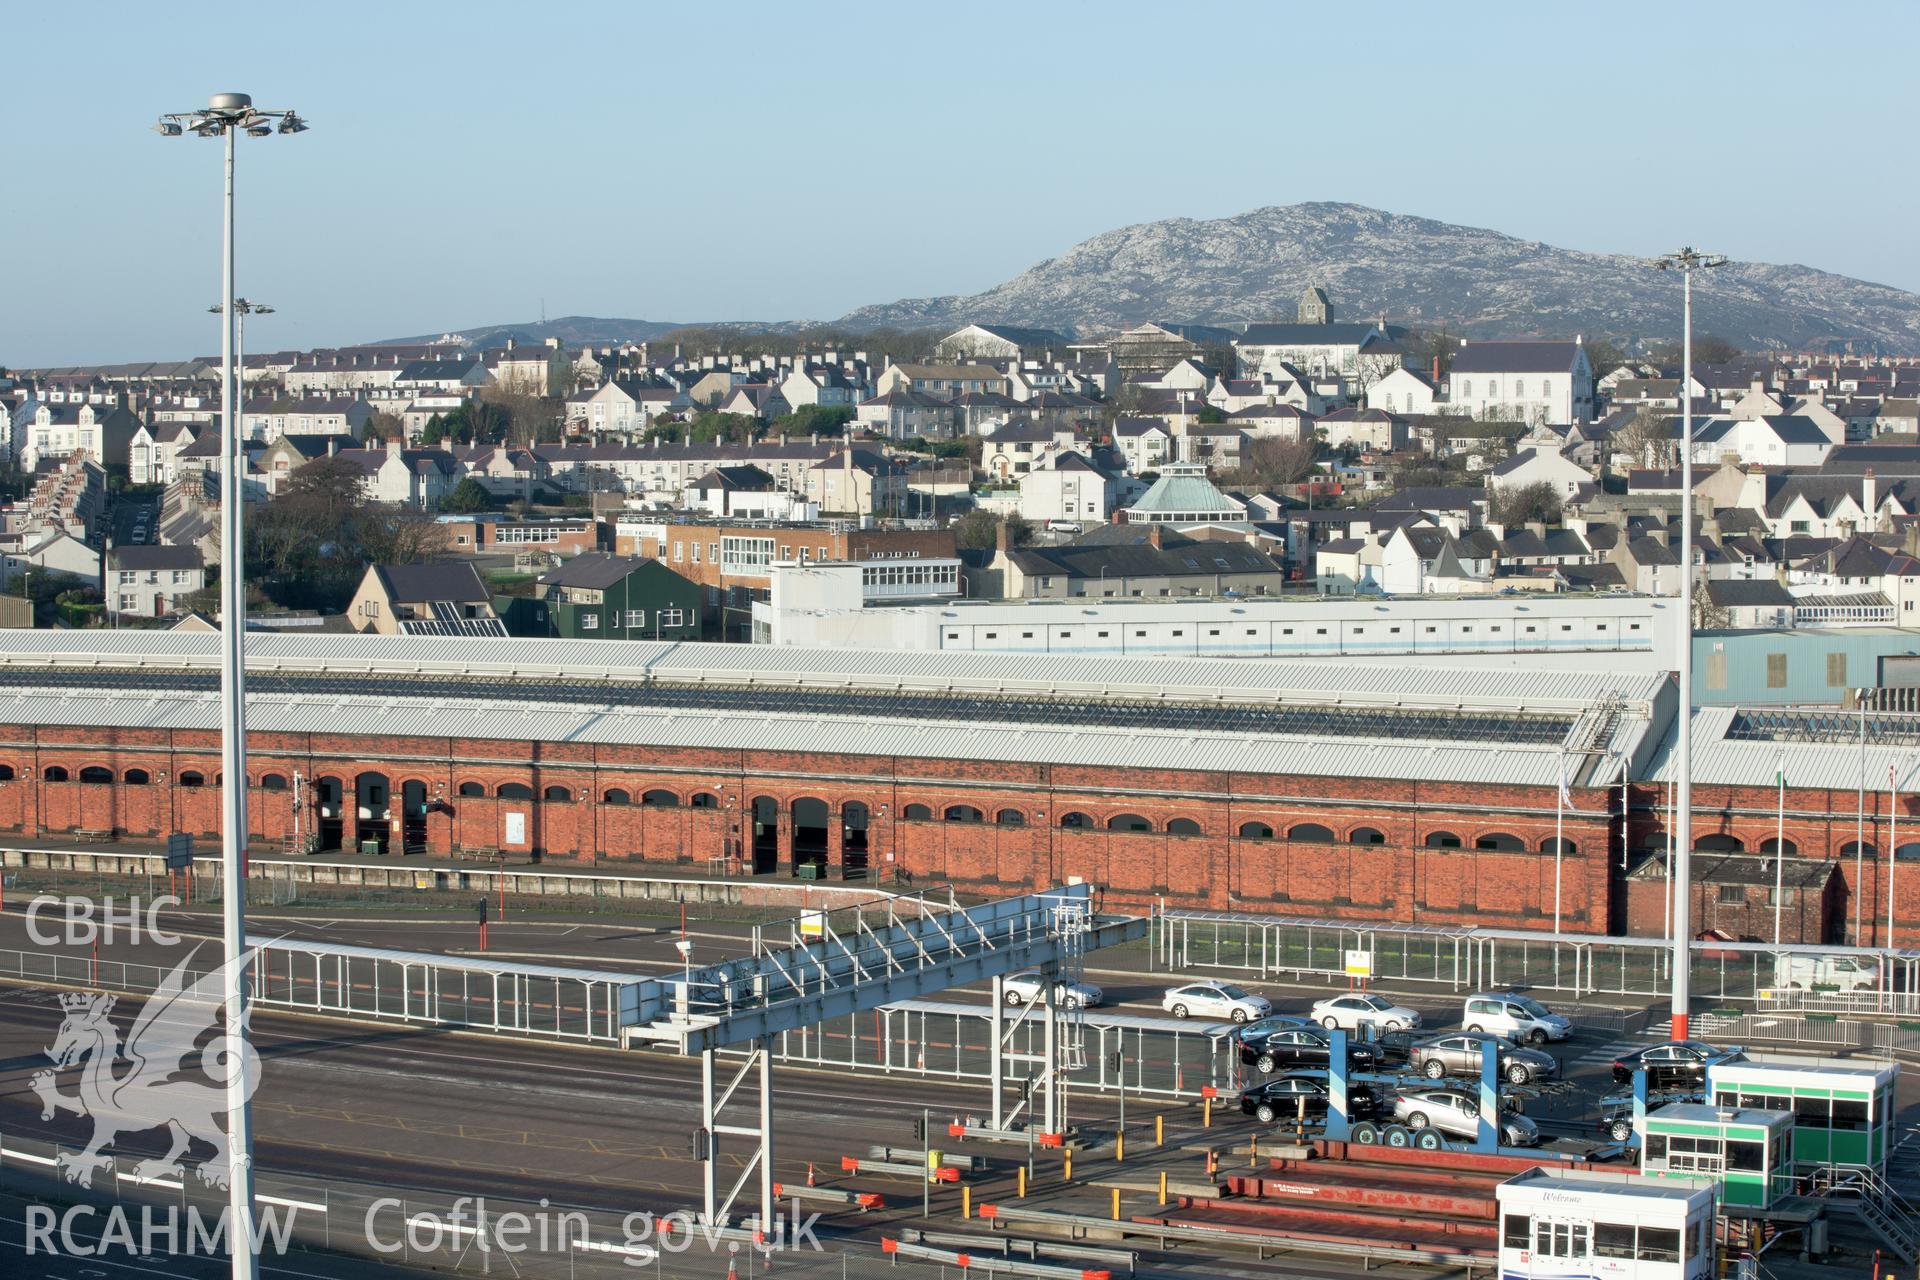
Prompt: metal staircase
<box><xmin>1051</xmin><ymin>898</ymin><xmax>1091</xmax><ymax>1072</ymax></box>
<box><xmin>1813</xmin><ymin>1163</ymin><xmax>1919</xmax><ymax>1261</ymax></box>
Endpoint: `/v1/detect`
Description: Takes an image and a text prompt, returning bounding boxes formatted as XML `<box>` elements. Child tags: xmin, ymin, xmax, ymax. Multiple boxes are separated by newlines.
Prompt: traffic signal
<box><xmin>691</xmin><ymin>1127</ymin><xmax>712</xmax><ymax>1160</ymax></box>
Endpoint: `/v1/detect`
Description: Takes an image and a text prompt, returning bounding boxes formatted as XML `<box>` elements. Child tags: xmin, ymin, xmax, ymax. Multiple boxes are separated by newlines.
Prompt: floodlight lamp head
<box><xmin>153</xmin><ymin>120</ymin><xmax>183</xmax><ymax>137</ymax></box>
<box><xmin>245</xmin><ymin>123</ymin><xmax>272</xmax><ymax>137</ymax></box>
<box><xmin>278</xmin><ymin>112</ymin><xmax>308</xmax><ymax>134</ymax></box>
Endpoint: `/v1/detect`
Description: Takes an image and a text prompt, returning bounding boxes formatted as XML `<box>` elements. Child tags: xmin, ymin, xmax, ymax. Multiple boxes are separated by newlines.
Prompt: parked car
<box><xmin>1001</xmin><ymin>969</ymin><xmax>1103</xmax><ymax>1009</ymax></box>
<box><xmin>1610</xmin><ymin>1041</ymin><xmax>1744</xmax><ymax>1088</ymax></box>
<box><xmin>1240</xmin><ymin>1072</ymin><xmax>1381</xmax><ymax>1125</ymax></box>
<box><xmin>1391</xmin><ymin>1088</ymin><xmax>1541</xmax><ymax>1147</ymax></box>
<box><xmin>1409</xmin><ymin>1031</ymin><xmax>1558</xmax><ymax>1085</ymax></box>
<box><xmin>1240</xmin><ymin>1026</ymin><xmax>1386</xmax><ymax>1074</ymax></box>
<box><xmin>1162</xmin><ymin>982</ymin><xmax>1273</xmax><ymax>1023</ymax></box>
<box><xmin>1461</xmin><ymin>991</ymin><xmax>1571</xmax><ymax>1045</ymax></box>
<box><xmin>1232</xmin><ymin>1014</ymin><xmax>1318</xmax><ymax>1049</ymax></box>
<box><xmin>1310</xmin><ymin>992</ymin><xmax>1422</xmax><ymax>1034</ymax></box>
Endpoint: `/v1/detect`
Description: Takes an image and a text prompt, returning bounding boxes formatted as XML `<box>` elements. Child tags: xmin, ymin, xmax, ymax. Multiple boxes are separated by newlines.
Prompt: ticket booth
<box><xmin>1498</xmin><ymin>1167</ymin><xmax>1716</xmax><ymax>1279</ymax></box>
<box><xmin>1641</xmin><ymin>1103</ymin><xmax>1793</xmax><ymax>1209</ymax></box>
<box><xmin>1708</xmin><ymin>1055</ymin><xmax>1897</xmax><ymax>1174</ymax></box>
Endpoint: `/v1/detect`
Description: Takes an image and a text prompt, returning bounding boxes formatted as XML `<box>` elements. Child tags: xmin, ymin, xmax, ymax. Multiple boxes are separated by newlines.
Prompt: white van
<box><xmin>1773</xmin><ymin>953</ymin><xmax>1878</xmax><ymax>992</ymax></box>
<box><xmin>1462</xmin><ymin>991</ymin><xmax>1571</xmax><ymax>1044</ymax></box>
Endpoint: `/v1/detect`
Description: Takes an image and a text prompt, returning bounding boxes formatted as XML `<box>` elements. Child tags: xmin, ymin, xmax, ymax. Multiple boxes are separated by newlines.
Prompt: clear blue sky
<box><xmin>6</xmin><ymin>0</ymin><xmax>1916</xmax><ymax>366</ymax></box>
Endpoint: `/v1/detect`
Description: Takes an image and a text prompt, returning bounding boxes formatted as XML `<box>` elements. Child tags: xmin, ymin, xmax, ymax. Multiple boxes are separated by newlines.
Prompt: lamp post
<box><xmin>156</xmin><ymin>92</ymin><xmax>306</xmax><ymax>1280</ymax></box>
<box><xmin>209</xmin><ymin>300</ymin><xmax>274</xmax><ymax>427</ymax></box>
<box><xmin>1652</xmin><ymin>246</ymin><xmax>1725</xmax><ymax>1041</ymax></box>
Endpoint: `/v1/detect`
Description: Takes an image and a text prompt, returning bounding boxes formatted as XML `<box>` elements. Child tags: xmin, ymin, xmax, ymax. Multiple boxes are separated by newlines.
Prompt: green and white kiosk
<box><xmin>1707</xmin><ymin>1055</ymin><xmax>1897</xmax><ymax>1173</ymax></box>
<box><xmin>1639</xmin><ymin>1103</ymin><xmax>1794</xmax><ymax>1209</ymax></box>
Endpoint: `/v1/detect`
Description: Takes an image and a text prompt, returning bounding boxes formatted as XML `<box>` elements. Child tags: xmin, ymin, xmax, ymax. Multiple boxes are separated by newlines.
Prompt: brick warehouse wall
<box><xmin>0</xmin><ymin>722</ymin><xmax>1623</xmax><ymax>929</ymax></box>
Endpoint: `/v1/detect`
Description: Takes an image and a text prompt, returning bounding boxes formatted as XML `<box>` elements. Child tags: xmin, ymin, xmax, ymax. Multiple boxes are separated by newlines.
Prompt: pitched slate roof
<box><xmin>374</xmin><ymin>561</ymin><xmax>490</xmax><ymax>605</ymax></box>
<box><xmin>1237</xmin><ymin>323</ymin><xmax>1386</xmax><ymax>346</ymax></box>
<box><xmin>538</xmin><ymin>552</ymin><xmax>650</xmax><ymax>591</ymax></box>
<box><xmin>1704</xmin><ymin>578</ymin><xmax>1794</xmax><ymax>607</ymax></box>
<box><xmin>1450</xmin><ymin>340</ymin><xmax>1584</xmax><ymax>374</ymax></box>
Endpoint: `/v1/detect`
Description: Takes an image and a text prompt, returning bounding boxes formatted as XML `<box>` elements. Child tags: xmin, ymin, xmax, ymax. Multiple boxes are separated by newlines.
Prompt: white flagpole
<box><xmin>1553</xmin><ymin>748</ymin><xmax>1566</xmax><ymax>935</ymax></box>
<box><xmin>1773</xmin><ymin>753</ymin><xmax>1786</xmax><ymax>945</ymax></box>
<box><xmin>1663</xmin><ymin>778</ymin><xmax>1674</xmax><ymax>944</ymax></box>
<box><xmin>1891</xmin><ymin>764</ymin><xmax>1902</xmax><ymax>951</ymax></box>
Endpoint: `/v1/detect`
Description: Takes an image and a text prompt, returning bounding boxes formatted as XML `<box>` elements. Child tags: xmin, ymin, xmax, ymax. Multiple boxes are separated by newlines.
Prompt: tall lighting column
<box><xmin>210</xmin><ymin>300</ymin><xmax>275</xmax><ymax>411</ymax></box>
<box><xmin>155</xmin><ymin>93</ymin><xmax>307</xmax><ymax>1280</ymax></box>
<box><xmin>1652</xmin><ymin>246</ymin><xmax>1725</xmax><ymax>1041</ymax></box>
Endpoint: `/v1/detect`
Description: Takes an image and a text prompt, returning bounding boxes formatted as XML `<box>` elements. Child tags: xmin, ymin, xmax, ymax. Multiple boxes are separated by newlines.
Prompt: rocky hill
<box><xmin>836</xmin><ymin>203</ymin><xmax>1920</xmax><ymax>353</ymax></box>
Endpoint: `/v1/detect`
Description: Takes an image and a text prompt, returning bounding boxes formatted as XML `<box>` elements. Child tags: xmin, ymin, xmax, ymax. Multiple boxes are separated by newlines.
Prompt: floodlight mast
<box><xmin>154</xmin><ymin>92</ymin><xmax>306</xmax><ymax>1280</ymax></box>
<box><xmin>1652</xmin><ymin>246</ymin><xmax>1726</xmax><ymax>1041</ymax></box>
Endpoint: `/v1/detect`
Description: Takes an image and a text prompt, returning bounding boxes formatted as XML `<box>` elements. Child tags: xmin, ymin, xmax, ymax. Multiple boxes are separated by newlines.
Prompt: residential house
<box><xmin>239</xmin><ymin>395</ymin><xmax>372</xmax><ymax>443</ymax></box>
<box><xmin>521</xmin><ymin>553</ymin><xmax>702</xmax><ymax>641</ymax></box>
<box><xmin>855</xmin><ymin>390</ymin><xmax>954</xmax><ymax>439</ymax></box>
<box><xmin>874</xmin><ymin>363</ymin><xmax>1011</xmax><ymax>399</ymax></box>
<box><xmin>1315</xmin><ymin>407</ymin><xmax>1408</xmax><ymax>453</ymax></box>
<box><xmin>20</xmin><ymin>401</ymin><xmax>140</xmax><ymax>473</ymax></box>
<box><xmin>1487</xmin><ymin>447</ymin><xmax>1593</xmax><ymax>498</ymax></box>
<box><xmin>459</xmin><ymin>444</ymin><xmax>548</xmax><ymax>499</ymax></box>
<box><xmin>329</xmin><ymin>442</ymin><xmax>461</xmax><ymax>509</ymax></box>
<box><xmin>779</xmin><ymin>364</ymin><xmax>862</xmax><ymax>411</ymax></box>
<box><xmin>1112</xmin><ymin>417</ymin><xmax>1175</xmax><ymax>474</ymax></box>
<box><xmin>346</xmin><ymin>562</ymin><xmax>505</xmax><ymax>636</ymax></box>
<box><xmin>127</xmin><ymin>421</ymin><xmax>198</xmax><ymax>486</ymax></box>
<box><xmin>1015</xmin><ymin>452</ymin><xmax>1116</xmax><ymax>527</ymax></box>
<box><xmin>804</xmin><ymin>447</ymin><xmax>908</xmax><ymax>516</ymax></box>
<box><xmin>1365</xmin><ymin>367</ymin><xmax>1438</xmax><ymax>416</ymax></box>
<box><xmin>107</xmin><ymin>543</ymin><xmax>204</xmax><ymax>619</ymax></box>
<box><xmin>983</xmin><ymin>523</ymin><xmax>1287</xmax><ymax>599</ymax></box>
<box><xmin>717</xmin><ymin>383</ymin><xmax>791</xmax><ymax>421</ymax></box>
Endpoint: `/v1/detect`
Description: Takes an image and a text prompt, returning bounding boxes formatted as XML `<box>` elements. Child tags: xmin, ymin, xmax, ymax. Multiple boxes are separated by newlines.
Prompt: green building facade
<box><xmin>518</xmin><ymin>553</ymin><xmax>703</xmax><ymax>642</ymax></box>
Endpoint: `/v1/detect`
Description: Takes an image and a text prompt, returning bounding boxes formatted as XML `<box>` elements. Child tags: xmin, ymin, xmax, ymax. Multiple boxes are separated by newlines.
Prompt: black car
<box><xmin>1610</xmin><ymin>1040</ymin><xmax>1743</xmax><ymax>1088</ymax></box>
<box><xmin>1239</xmin><ymin>1026</ymin><xmax>1385</xmax><ymax>1074</ymax></box>
<box><xmin>1239</xmin><ymin>1072</ymin><xmax>1381</xmax><ymax>1125</ymax></box>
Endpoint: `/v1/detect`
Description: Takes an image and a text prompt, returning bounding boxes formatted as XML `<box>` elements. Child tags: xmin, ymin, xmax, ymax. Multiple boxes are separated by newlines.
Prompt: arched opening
<box><xmin>1841</xmin><ymin>840</ymin><xmax>1878</xmax><ymax>857</ymax></box>
<box><xmin>642</xmin><ymin>789</ymin><xmax>681</xmax><ymax>807</ymax></box>
<box><xmin>178</xmin><ymin>770</ymin><xmax>205</xmax><ymax>788</ymax></box>
<box><xmin>1288</xmin><ymin>823</ymin><xmax>1335</xmax><ymax>843</ymax></box>
<box><xmin>315</xmin><ymin>776</ymin><xmax>344</xmax><ymax>850</ymax></box>
<box><xmin>355</xmin><ymin>771</ymin><xmax>392</xmax><ymax>853</ymax></box>
<box><xmin>1759</xmin><ymin>837</ymin><xmax>1798</xmax><ymax>855</ymax></box>
<box><xmin>1108</xmin><ymin>813</ymin><xmax>1151</xmax><ymax>833</ymax></box>
<box><xmin>1167</xmin><ymin>818</ymin><xmax>1202</xmax><ymax>836</ymax></box>
<box><xmin>497</xmin><ymin>782</ymin><xmax>534</xmax><ymax>800</ymax></box>
<box><xmin>944</xmin><ymin>804</ymin><xmax>983</xmax><ymax>823</ymax></box>
<box><xmin>1899</xmin><ymin>843</ymin><xmax>1920</xmax><ymax>861</ymax></box>
<box><xmin>0</xmin><ymin>764</ymin><xmax>13</xmax><ymax>782</ymax></box>
<box><xmin>1540</xmin><ymin>837</ymin><xmax>1576</xmax><ymax>855</ymax></box>
<box><xmin>42</xmin><ymin>766</ymin><xmax>69</xmax><ymax>782</ymax></box>
<box><xmin>125</xmin><ymin>769</ymin><xmax>151</xmax><ymax>786</ymax></box>
<box><xmin>259</xmin><ymin>773</ymin><xmax>286</xmax><ymax>791</ymax></box>
<box><xmin>842</xmin><ymin>801</ymin><xmax>871</xmax><ymax>877</ymax></box>
<box><xmin>903</xmin><ymin>803</ymin><xmax>933</xmax><ymax>821</ymax></box>
<box><xmin>1238</xmin><ymin>821</ymin><xmax>1274</xmax><ymax>840</ymax></box>
<box><xmin>1059</xmin><ymin>812</ymin><xmax>1091</xmax><ymax>829</ymax></box>
<box><xmin>792</xmin><ymin>797</ymin><xmax>830</xmax><ymax>874</ymax></box>
<box><xmin>1475</xmin><ymin>832</ymin><xmax>1524</xmax><ymax>851</ymax></box>
<box><xmin>400</xmin><ymin>779</ymin><xmax>427</xmax><ymax>853</ymax></box>
<box><xmin>690</xmin><ymin>792</ymin><xmax>718</xmax><ymax>809</ymax></box>
<box><xmin>750</xmin><ymin>795</ymin><xmax>779</xmax><ymax>874</ymax></box>
<box><xmin>995</xmin><ymin>809</ymin><xmax>1026</xmax><ymax>827</ymax></box>
<box><xmin>602</xmin><ymin>788</ymin><xmax>631</xmax><ymax>805</ymax></box>
<box><xmin>542</xmin><ymin>785</ymin><xmax>574</xmax><ymax>803</ymax></box>
<box><xmin>1425</xmin><ymin>830</ymin><xmax>1461</xmax><ymax>849</ymax></box>
<box><xmin>79</xmin><ymin>766</ymin><xmax>113</xmax><ymax>785</ymax></box>
<box><xmin>1695</xmin><ymin>834</ymin><xmax>1744</xmax><ymax>852</ymax></box>
<box><xmin>1349</xmin><ymin>827</ymin><xmax>1385</xmax><ymax>845</ymax></box>
<box><xmin>457</xmin><ymin>781</ymin><xmax>485</xmax><ymax>798</ymax></box>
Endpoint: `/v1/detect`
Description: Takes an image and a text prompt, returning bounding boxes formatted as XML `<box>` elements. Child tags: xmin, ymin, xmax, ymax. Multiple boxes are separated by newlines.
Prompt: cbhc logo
<box><xmin>25</xmin><ymin>896</ymin><xmax>182</xmax><ymax>948</ymax></box>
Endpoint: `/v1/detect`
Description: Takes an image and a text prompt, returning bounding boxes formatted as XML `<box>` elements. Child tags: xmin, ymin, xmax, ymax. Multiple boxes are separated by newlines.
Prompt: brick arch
<box><xmin>1470</xmin><ymin>830</ymin><xmax>1526</xmax><ymax>852</ymax></box>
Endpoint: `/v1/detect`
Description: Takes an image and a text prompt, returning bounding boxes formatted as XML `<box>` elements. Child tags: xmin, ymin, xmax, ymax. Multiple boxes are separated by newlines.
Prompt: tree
<box><xmin>368</xmin><ymin>410</ymin><xmax>406</xmax><ymax>443</ymax></box>
<box><xmin>1489</xmin><ymin>481</ymin><xmax>1562</xmax><ymax>526</ymax></box>
<box><xmin>1222</xmin><ymin>436</ymin><xmax>1319</xmax><ymax>489</ymax></box>
<box><xmin>1614</xmin><ymin>406</ymin><xmax>1676</xmax><ymax>470</ymax></box>
<box><xmin>438</xmin><ymin>477</ymin><xmax>494</xmax><ymax>513</ymax></box>
<box><xmin>683</xmin><ymin>412</ymin><xmax>758</xmax><ymax>446</ymax></box>
<box><xmin>1650</xmin><ymin>333</ymin><xmax>1741</xmax><ymax>369</ymax></box>
<box><xmin>1197</xmin><ymin>405</ymin><xmax>1227</xmax><ymax>424</ymax></box>
<box><xmin>1693</xmin><ymin>579</ymin><xmax>1728</xmax><ymax>629</ymax></box>
<box><xmin>1583</xmin><ymin>337</ymin><xmax>1629</xmax><ymax>375</ymax></box>
<box><xmin>773</xmin><ymin>404</ymin><xmax>852</xmax><ymax>437</ymax></box>
<box><xmin>951</xmin><ymin>511</ymin><xmax>1033</xmax><ymax>551</ymax></box>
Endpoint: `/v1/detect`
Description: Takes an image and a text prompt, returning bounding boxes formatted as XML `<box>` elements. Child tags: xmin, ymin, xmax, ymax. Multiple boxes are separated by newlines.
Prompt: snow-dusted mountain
<box><xmin>835</xmin><ymin>202</ymin><xmax>1920</xmax><ymax>353</ymax></box>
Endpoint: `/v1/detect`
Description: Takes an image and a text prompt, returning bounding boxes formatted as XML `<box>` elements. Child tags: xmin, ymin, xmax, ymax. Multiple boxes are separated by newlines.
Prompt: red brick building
<box><xmin>0</xmin><ymin>634</ymin><xmax>1665</xmax><ymax>931</ymax></box>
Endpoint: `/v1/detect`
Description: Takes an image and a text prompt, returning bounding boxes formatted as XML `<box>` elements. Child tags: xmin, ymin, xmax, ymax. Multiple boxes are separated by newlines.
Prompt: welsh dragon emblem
<box><xmin>31</xmin><ymin>945</ymin><xmax>262</xmax><ymax>1189</ymax></box>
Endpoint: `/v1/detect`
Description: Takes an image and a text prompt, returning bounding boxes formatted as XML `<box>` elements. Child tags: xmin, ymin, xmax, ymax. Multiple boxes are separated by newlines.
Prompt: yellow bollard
<box><xmin>1203</xmin><ymin>1096</ymin><xmax>1212</xmax><ymax>1129</ymax></box>
<box><xmin>962</xmin><ymin>1186</ymin><xmax>971</xmax><ymax>1219</ymax></box>
<box><xmin>1018</xmin><ymin>1166</ymin><xmax>1027</xmax><ymax>1198</ymax></box>
<box><xmin>1116</xmin><ymin>1129</ymin><xmax>1126</xmax><ymax>1163</ymax></box>
<box><xmin>1158</xmin><ymin>1169</ymin><xmax>1168</xmax><ymax>1206</ymax></box>
<box><xmin>1064</xmin><ymin>1149</ymin><xmax>1073</xmax><ymax>1183</ymax></box>
<box><xmin>1155</xmin><ymin>1114</ymin><xmax>1164</xmax><ymax>1147</ymax></box>
<box><xmin>1111</xmin><ymin>1187</ymin><xmax>1121</xmax><ymax>1221</ymax></box>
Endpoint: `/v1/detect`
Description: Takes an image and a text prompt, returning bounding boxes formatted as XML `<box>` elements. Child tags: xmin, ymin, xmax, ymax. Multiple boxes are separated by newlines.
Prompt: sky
<box><xmin>6</xmin><ymin>0</ymin><xmax>1918</xmax><ymax>367</ymax></box>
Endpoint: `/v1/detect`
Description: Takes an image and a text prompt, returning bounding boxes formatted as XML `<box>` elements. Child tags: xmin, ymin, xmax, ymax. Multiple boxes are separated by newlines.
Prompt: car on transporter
<box><xmin>1239</xmin><ymin>1026</ymin><xmax>1386</xmax><ymax>1074</ymax></box>
<box><xmin>1390</xmin><ymin>1088</ymin><xmax>1542</xmax><ymax>1147</ymax></box>
<box><xmin>1000</xmin><ymin>969</ymin><xmax>1103</xmax><ymax>1009</ymax></box>
<box><xmin>1239</xmin><ymin>1071</ymin><xmax>1383</xmax><ymax>1125</ymax></box>
<box><xmin>1409</xmin><ymin>1031</ymin><xmax>1559</xmax><ymax>1085</ymax></box>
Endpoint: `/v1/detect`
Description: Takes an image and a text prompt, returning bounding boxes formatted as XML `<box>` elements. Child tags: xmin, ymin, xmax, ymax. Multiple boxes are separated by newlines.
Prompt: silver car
<box><xmin>1391</xmin><ymin>1087</ymin><xmax>1541</xmax><ymax>1147</ymax></box>
<box><xmin>1002</xmin><ymin>969</ymin><xmax>1102</xmax><ymax>1009</ymax></box>
<box><xmin>1409</xmin><ymin>1031</ymin><xmax>1558</xmax><ymax>1085</ymax></box>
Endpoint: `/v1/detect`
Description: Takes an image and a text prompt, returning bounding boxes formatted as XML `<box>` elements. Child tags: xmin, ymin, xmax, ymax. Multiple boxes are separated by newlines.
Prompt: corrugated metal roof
<box><xmin>0</xmin><ymin>631</ymin><xmax>1667</xmax><ymax>715</ymax></box>
<box><xmin>1647</xmin><ymin>704</ymin><xmax>1920</xmax><ymax>790</ymax></box>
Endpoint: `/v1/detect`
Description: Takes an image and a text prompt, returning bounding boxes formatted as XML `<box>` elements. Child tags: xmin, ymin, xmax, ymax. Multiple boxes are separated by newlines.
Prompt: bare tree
<box><xmin>1223</xmin><ymin>436</ymin><xmax>1320</xmax><ymax>489</ymax></box>
<box><xmin>1614</xmin><ymin>406</ymin><xmax>1676</xmax><ymax>470</ymax></box>
<box><xmin>1489</xmin><ymin>481</ymin><xmax>1562</xmax><ymax>526</ymax></box>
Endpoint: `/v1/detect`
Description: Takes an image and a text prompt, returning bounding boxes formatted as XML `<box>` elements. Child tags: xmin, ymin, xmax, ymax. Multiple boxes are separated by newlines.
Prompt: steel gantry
<box><xmin>620</xmin><ymin>882</ymin><xmax>1146</xmax><ymax>1234</ymax></box>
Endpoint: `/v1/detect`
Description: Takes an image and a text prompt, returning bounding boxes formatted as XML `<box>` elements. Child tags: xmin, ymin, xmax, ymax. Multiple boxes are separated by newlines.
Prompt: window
<box><xmin>1107</xmin><ymin>813</ymin><xmax>1152</xmax><ymax>833</ymax></box>
<box><xmin>580</xmin><ymin>612</ymin><xmax>600</xmax><ymax>631</ymax></box>
<box><xmin>903</xmin><ymin>803</ymin><xmax>933</xmax><ymax>820</ymax></box>
<box><xmin>944</xmin><ymin>805</ymin><xmax>983</xmax><ymax>822</ymax></box>
<box><xmin>43</xmin><ymin>765</ymin><xmax>69</xmax><ymax>782</ymax></box>
<box><xmin>79</xmin><ymin>766</ymin><xmax>113</xmax><ymax>784</ymax></box>
<box><xmin>1476</xmin><ymin>832</ymin><xmax>1524</xmax><ymax>851</ymax></box>
<box><xmin>1425</xmin><ymin>831</ymin><xmax>1461</xmax><ymax>849</ymax></box>
<box><xmin>1288</xmin><ymin>823</ymin><xmax>1335</xmax><ymax>843</ymax></box>
<box><xmin>662</xmin><ymin>609</ymin><xmax>684</xmax><ymax>627</ymax></box>
<box><xmin>1717</xmin><ymin>884</ymin><xmax>1745</xmax><ymax>905</ymax></box>
<box><xmin>1059</xmin><ymin>812</ymin><xmax>1092</xmax><ymax>829</ymax></box>
<box><xmin>1502</xmin><ymin>1215</ymin><xmax>1531</xmax><ymax>1250</ymax></box>
<box><xmin>1167</xmin><ymin>818</ymin><xmax>1201</xmax><ymax>836</ymax></box>
<box><xmin>178</xmin><ymin>770</ymin><xmax>205</xmax><ymax>787</ymax></box>
<box><xmin>259</xmin><ymin>773</ymin><xmax>286</xmax><ymax>791</ymax></box>
<box><xmin>1593</xmin><ymin>1222</ymin><xmax>1636</xmax><ymax>1260</ymax></box>
<box><xmin>543</xmin><ymin>785</ymin><xmax>574</xmax><ymax>803</ymax></box>
<box><xmin>690</xmin><ymin>792</ymin><xmax>718</xmax><ymax>809</ymax></box>
<box><xmin>1766</xmin><ymin>652</ymin><xmax>1788</xmax><ymax>688</ymax></box>
<box><xmin>1349</xmin><ymin>827</ymin><xmax>1385</xmax><ymax>845</ymax></box>
<box><xmin>625</xmin><ymin>610</ymin><xmax>646</xmax><ymax>628</ymax></box>
<box><xmin>497</xmin><ymin>782</ymin><xmax>534</xmax><ymax>800</ymax></box>
<box><xmin>1637</xmin><ymin>1228</ymin><xmax>1680</xmax><ymax>1264</ymax></box>
<box><xmin>457</xmin><ymin>781</ymin><xmax>484</xmax><ymax>797</ymax></box>
<box><xmin>602</xmin><ymin>789</ymin><xmax>631</xmax><ymax>805</ymax></box>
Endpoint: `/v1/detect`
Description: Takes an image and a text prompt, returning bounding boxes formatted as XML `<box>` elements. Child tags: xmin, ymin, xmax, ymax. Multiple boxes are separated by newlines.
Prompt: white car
<box><xmin>1391</xmin><ymin>1088</ymin><xmax>1540</xmax><ymax>1147</ymax></box>
<box><xmin>1310</xmin><ymin>993</ymin><xmax>1423</xmax><ymax>1034</ymax></box>
<box><xmin>1162</xmin><ymin>982</ymin><xmax>1273</xmax><ymax>1023</ymax></box>
<box><xmin>1002</xmin><ymin>969</ymin><xmax>1103</xmax><ymax>1009</ymax></box>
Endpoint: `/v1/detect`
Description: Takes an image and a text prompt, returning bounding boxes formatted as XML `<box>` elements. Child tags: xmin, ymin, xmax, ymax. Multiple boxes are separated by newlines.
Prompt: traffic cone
<box><xmin>807</xmin><ymin>1162</ymin><xmax>816</xmax><ymax>1187</ymax></box>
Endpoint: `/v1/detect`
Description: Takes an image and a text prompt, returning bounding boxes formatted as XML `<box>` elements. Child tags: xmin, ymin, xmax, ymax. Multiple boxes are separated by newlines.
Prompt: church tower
<box><xmin>1297</xmin><ymin>284</ymin><xmax>1332</xmax><ymax>325</ymax></box>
